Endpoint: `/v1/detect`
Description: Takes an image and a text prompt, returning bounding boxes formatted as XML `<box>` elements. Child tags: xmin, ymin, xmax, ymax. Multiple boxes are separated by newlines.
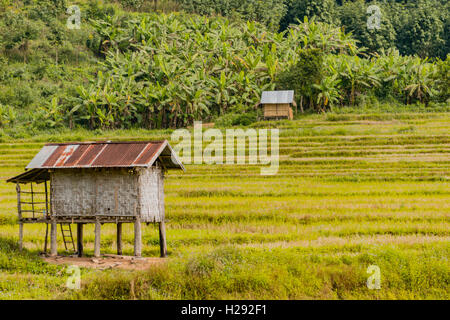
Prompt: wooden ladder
<box><xmin>60</xmin><ymin>223</ymin><xmax>76</xmax><ymax>253</ymax></box>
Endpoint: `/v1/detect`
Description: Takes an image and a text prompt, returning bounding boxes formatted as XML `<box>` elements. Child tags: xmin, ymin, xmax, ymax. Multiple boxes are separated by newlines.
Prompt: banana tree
<box><xmin>313</xmin><ymin>74</ymin><xmax>342</xmax><ymax>112</ymax></box>
<box><xmin>404</xmin><ymin>60</ymin><xmax>438</xmax><ymax>105</ymax></box>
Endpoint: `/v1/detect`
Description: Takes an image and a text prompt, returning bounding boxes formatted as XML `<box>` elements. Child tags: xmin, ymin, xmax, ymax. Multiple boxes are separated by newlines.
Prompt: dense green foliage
<box><xmin>337</xmin><ymin>0</ymin><xmax>396</xmax><ymax>54</ymax></box>
<box><xmin>280</xmin><ymin>0</ymin><xmax>337</xmax><ymax>30</ymax></box>
<box><xmin>276</xmin><ymin>48</ymin><xmax>325</xmax><ymax>112</ymax></box>
<box><xmin>393</xmin><ymin>0</ymin><xmax>447</xmax><ymax>59</ymax></box>
<box><xmin>177</xmin><ymin>0</ymin><xmax>287</xmax><ymax>30</ymax></box>
<box><xmin>180</xmin><ymin>0</ymin><xmax>450</xmax><ymax>59</ymax></box>
<box><xmin>69</xmin><ymin>12</ymin><xmax>449</xmax><ymax>129</ymax></box>
<box><xmin>73</xmin><ymin>13</ymin><xmax>364</xmax><ymax>129</ymax></box>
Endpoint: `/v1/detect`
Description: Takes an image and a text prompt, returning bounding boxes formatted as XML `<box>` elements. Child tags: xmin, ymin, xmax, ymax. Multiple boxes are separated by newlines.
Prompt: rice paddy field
<box><xmin>0</xmin><ymin>111</ymin><xmax>449</xmax><ymax>300</ymax></box>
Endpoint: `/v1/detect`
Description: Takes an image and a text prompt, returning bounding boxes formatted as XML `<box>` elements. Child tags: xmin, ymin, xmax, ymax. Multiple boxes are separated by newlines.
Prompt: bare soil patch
<box><xmin>42</xmin><ymin>254</ymin><xmax>166</xmax><ymax>271</ymax></box>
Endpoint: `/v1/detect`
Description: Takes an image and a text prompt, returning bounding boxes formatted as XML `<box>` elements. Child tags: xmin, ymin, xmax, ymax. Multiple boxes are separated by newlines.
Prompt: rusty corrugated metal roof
<box><xmin>24</xmin><ymin>140</ymin><xmax>184</xmax><ymax>170</ymax></box>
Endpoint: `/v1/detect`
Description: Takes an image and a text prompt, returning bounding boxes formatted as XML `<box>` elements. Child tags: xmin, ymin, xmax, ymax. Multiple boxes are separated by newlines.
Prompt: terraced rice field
<box><xmin>0</xmin><ymin>112</ymin><xmax>449</xmax><ymax>299</ymax></box>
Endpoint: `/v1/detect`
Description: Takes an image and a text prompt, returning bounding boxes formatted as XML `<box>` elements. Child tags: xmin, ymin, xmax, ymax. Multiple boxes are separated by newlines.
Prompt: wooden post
<box><xmin>50</xmin><ymin>220</ymin><xmax>57</xmax><ymax>256</ymax></box>
<box><xmin>77</xmin><ymin>223</ymin><xmax>83</xmax><ymax>257</ymax></box>
<box><xmin>30</xmin><ymin>183</ymin><xmax>35</xmax><ymax>219</ymax></box>
<box><xmin>43</xmin><ymin>181</ymin><xmax>50</xmax><ymax>253</ymax></box>
<box><xmin>44</xmin><ymin>181</ymin><xmax>49</xmax><ymax>218</ymax></box>
<box><xmin>44</xmin><ymin>223</ymin><xmax>49</xmax><ymax>253</ymax></box>
<box><xmin>94</xmin><ymin>220</ymin><xmax>101</xmax><ymax>258</ymax></box>
<box><xmin>134</xmin><ymin>217</ymin><xmax>142</xmax><ymax>257</ymax></box>
<box><xmin>19</xmin><ymin>223</ymin><xmax>23</xmax><ymax>251</ymax></box>
<box><xmin>117</xmin><ymin>222</ymin><xmax>123</xmax><ymax>255</ymax></box>
<box><xmin>16</xmin><ymin>184</ymin><xmax>23</xmax><ymax>250</ymax></box>
<box><xmin>16</xmin><ymin>183</ymin><xmax>22</xmax><ymax>220</ymax></box>
<box><xmin>159</xmin><ymin>221</ymin><xmax>167</xmax><ymax>258</ymax></box>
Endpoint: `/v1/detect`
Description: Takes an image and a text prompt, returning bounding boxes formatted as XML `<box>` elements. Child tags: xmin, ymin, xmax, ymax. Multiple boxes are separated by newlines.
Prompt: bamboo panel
<box><xmin>263</xmin><ymin>104</ymin><xmax>291</xmax><ymax>118</ymax></box>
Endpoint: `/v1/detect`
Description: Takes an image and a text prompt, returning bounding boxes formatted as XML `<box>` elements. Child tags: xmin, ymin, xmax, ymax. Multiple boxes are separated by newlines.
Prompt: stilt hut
<box><xmin>7</xmin><ymin>140</ymin><xmax>184</xmax><ymax>258</ymax></box>
<box><xmin>260</xmin><ymin>90</ymin><xmax>296</xmax><ymax>120</ymax></box>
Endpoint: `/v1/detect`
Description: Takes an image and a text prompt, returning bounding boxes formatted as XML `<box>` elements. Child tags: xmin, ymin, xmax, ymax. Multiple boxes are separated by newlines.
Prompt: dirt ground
<box><xmin>42</xmin><ymin>254</ymin><xmax>166</xmax><ymax>271</ymax></box>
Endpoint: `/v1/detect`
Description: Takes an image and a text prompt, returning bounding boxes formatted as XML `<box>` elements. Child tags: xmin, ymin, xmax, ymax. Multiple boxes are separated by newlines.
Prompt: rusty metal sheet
<box><xmin>63</xmin><ymin>144</ymin><xmax>90</xmax><ymax>167</ymax></box>
<box><xmin>26</xmin><ymin>145</ymin><xmax>59</xmax><ymax>169</ymax></box>
<box><xmin>133</xmin><ymin>143</ymin><xmax>161</xmax><ymax>165</ymax></box>
<box><xmin>76</xmin><ymin>144</ymin><xmax>106</xmax><ymax>166</ymax></box>
<box><xmin>91</xmin><ymin>143</ymin><xmax>148</xmax><ymax>166</ymax></box>
<box><xmin>54</xmin><ymin>145</ymin><xmax>78</xmax><ymax>167</ymax></box>
<box><xmin>22</xmin><ymin>140</ymin><xmax>184</xmax><ymax>170</ymax></box>
<box><xmin>42</xmin><ymin>145</ymin><xmax>67</xmax><ymax>167</ymax></box>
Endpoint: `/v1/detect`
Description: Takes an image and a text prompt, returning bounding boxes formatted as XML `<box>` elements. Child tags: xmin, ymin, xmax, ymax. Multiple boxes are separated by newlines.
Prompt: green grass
<box><xmin>0</xmin><ymin>111</ymin><xmax>449</xmax><ymax>299</ymax></box>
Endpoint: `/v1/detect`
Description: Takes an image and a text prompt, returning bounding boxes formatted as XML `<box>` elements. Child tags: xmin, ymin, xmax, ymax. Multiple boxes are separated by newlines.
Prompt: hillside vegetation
<box><xmin>179</xmin><ymin>0</ymin><xmax>450</xmax><ymax>59</ymax></box>
<box><xmin>0</xmin><ymin>0</ymin><xmax>448</xmax><ymax>134</ymax></box>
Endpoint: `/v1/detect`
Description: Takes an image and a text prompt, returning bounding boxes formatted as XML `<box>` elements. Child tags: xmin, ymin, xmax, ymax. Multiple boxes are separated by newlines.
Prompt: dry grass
<box><xmin>0</xmin><ymin>112</ymin><xmax>449</xmax><ymax>299</ymax></box>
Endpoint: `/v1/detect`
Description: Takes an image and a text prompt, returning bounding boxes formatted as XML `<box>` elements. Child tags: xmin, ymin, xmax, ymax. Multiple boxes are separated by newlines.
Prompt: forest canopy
<box><xmin>179</xmin><ymin>0</ymin><xmax>450</xmax><ymax>59</ymax></box>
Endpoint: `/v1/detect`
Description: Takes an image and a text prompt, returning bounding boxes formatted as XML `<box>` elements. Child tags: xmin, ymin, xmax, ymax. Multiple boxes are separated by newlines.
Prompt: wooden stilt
<box><xmin>16</xmin><ymin>183</ymin><xmax>23</xmax><ymax>251</ymax></box>
<box><xmin>94</xmin><ymin>220</ymin><xmax>101</xmax><ymax>258</ymax></box>
<box><xmin>50</xmin><ymin>220</ymin><xmax>57</xmax><ymax>256</ymax></box>
<box><xmin>117</xmin><ymin>222</ymin><xmax>123</xmax><ymax>255</ymax></box>
<box><xmin>43</xmin><ymin>181</ymin><xmax>49</xmax><ymax>254</ymax></box>
<box><xmin>19</xmin><ymin>223</ymin><xmax>23</xmax><ymax>251</ymax></box>
<box><xmin>77</xmin><ymin>223</ymin><xmax>83</xmax><ymax>257</ymax></box>
<box><xmin>134</xmin><ymin>218</ymin><xmax>142</xmax><ymax>257</ymax></box>
<box><xmin>44</xmin><ymin>181</ymin><xmax>49</xmax><ymax>218</ymax></box>
<box><xmin>30</xmin><ymin>183</ymin><xmax>35</xmax><ymax>218</ymax></box>
<box><xmin>16</xmin><ymin>184</ymin><xmax>21</xmax><ymax>220</ymax></box>
<box><xmin>159</xmin><ymin>221</ymin><xmax>167</xmax><ymax>258</ymax></box>
<box><xmin>44</xmin><ymin>223</ymin><xmax>49</xmax><ymax>253</ymax></box>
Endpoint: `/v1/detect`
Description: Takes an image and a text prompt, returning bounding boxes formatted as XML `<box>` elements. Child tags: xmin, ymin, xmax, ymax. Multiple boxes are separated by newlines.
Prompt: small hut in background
<box><xmin>7</xmin><ymin>140</ymin><xmax>184</xmax><ymax>258</ymax></box>
<box><xmin>259</xmin><ymin>90</ymin><xmax>296</xmax><ymax>120</ymax></box>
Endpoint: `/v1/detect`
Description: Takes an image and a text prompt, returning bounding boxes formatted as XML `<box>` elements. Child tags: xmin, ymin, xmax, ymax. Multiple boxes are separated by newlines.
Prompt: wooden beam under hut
<box><xmin>117</xmin><ymin>222</ymin><xmax>123</xmax><ymax>255</ymax></box>
<box><xmin>77</xmin><ymin>223</ymin><xmax>83</xmax><ymax>257</ymax></box>
<box><xmin>94</xmin><ymin>220</ymin><xmax>101</xmax><ymax>258</ymax></box>
<box><xmin>159</xmin><ymin>221</ymin><xmax>167</xmax><ymax>258</ymax></box>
